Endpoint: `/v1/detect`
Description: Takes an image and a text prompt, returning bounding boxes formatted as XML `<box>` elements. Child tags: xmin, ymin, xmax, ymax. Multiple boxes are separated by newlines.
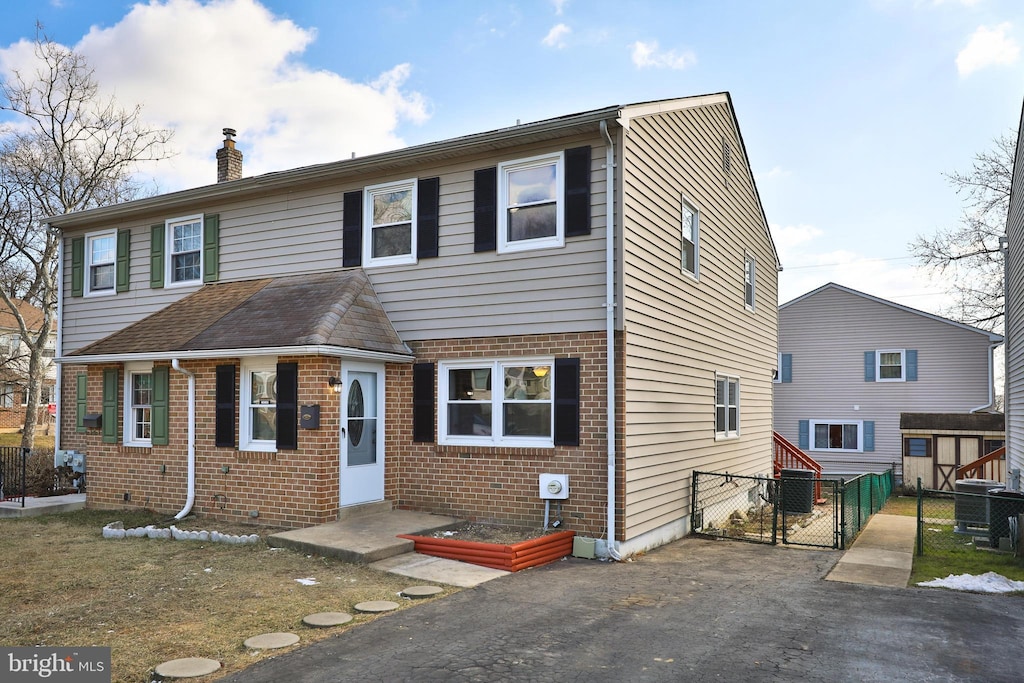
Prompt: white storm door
<box><xmin>339</xmin><ymin>364</ymin><xmax>385</xmax><ymax>507</ymax></box>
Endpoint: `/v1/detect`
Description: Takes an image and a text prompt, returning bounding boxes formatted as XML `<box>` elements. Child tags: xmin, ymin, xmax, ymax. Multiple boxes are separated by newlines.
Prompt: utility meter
<box><xmin>539</xmin><ymin>473</ymin><xmax>569</xmax><ymax>500</ymax></box>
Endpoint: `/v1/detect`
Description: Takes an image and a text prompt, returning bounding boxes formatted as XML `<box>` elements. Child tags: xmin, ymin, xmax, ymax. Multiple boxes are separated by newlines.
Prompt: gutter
<box><xmin>170</xmin><ymin>359</ymin><xmax>196</xmax><ymax>519</ymax></box>
<box><xmin>600</xmin><ymin>119</ymin><xmax>621</xmax><ymax>561</ymax></box>
<box><xmin>55</xmin><ymin>344</ymin><xmax>416</xmax><ymax>366</ymax></box>
<box><xmin>970</xmin><ymin>342</ymin><xmax>1004</xmax><ymax>413</ymax></box>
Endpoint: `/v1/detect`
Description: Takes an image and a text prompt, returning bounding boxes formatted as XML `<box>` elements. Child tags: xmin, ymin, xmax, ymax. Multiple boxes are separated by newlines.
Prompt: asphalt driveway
<box><xmin>220</xmin><ymin>537</ymin><xmax>1023</xmax><ymax>682</ymax></box>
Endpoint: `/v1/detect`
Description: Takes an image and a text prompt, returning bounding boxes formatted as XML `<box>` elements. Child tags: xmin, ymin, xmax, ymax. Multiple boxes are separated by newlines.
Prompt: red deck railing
<box><xmin>955</xmin><ymin>446</ymin><xmax>1006</xmax><ymax>481</ymax></box>
<box><xmin>773</xmin><ymin>431</ymin><xmax>825</xmax><ymax>504</ymax></box>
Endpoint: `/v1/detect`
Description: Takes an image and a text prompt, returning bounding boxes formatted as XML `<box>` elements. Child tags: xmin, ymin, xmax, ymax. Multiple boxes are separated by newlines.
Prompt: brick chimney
<box><xmin>216</xmin><ymin>128</ymin><xmax>243</xmax><ymax>182</ymax></box>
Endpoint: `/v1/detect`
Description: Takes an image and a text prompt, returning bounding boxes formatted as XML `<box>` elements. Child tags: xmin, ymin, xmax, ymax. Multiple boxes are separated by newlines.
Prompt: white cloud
<box><xmin>0</xmin><ymin>0</ymin><xmax>429</xmax><ymax>192</ymax></box>
<box><xmin>956</xmin><ymin>23</ymin><xmax>1020</xmax><ymax>77</ymax></box>
<box><xmin>755</xmin><ymin>166</ymin><xmax>791</xmax><ymax>183</ymax></box>
<box><xmin>552</xmin><ymin>0</ymin><xmax>569</xmax><ymax>16</ymax></box>
<box><xmin>542</xmin><ymin>23</ymin><xmax>571</xmax><ymax>48</ymax></box>
<box><xmin>630</xmin><ymin>40</ymin><xmax>696</xmax><ymax>70</ymax></box>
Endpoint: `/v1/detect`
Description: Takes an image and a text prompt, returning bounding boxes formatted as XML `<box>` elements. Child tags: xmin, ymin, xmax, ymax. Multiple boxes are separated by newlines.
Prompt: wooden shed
<box><xmin>899</xmin><ymin>413</ymin><xmax>1005</xmax><ymax>490</ymax></box>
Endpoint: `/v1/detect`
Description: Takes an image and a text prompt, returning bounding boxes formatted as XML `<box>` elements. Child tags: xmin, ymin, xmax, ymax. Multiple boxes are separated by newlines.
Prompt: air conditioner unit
<box><xmin>954</xmin><ymin>478</ymin><xmax>1004</xmax><ymax>529</ymax></box>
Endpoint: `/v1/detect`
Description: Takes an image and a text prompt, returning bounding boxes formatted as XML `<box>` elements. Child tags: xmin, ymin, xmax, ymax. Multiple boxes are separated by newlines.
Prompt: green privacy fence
<box><xmin>693</xmin><ymin>468</ymin><xmax>894</xmax><ymax>549</ymax></box>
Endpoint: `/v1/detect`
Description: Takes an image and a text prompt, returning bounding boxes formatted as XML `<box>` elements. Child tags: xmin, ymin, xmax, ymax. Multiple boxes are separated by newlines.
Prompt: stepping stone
<box><xmin>154</xmin><ymin>657</ymin><xmax>221</xmax><ymax>678</ymax></box>
<box><xmin>302</xmin><ymin>611</ymin><xmax>354</xmax><ymax>628</ymax></box>
<box><xmin>243</xmin><ymin>632</ymin><xmax>300</xmax><ymax>650</ymax></box>
<box><xmin>353</xmin><ymin>600</ymin><xmax>400</xmax><ymax>613</ymax></box>
<box><xmin>401</xmin><ymin>585</ymin><xmax>443</xmax><ymax>599</ymax></box>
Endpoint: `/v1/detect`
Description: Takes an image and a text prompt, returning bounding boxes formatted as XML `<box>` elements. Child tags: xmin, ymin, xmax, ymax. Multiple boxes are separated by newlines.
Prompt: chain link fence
<box><xmin>693</xmin><ymin>469</ymin><xmax>894</xmax><ymax>549</ymax></box>
<box><xmin>915</xmin><ymin>481</ymin><xmax>1024</xmax><ymax>556</ymax></box>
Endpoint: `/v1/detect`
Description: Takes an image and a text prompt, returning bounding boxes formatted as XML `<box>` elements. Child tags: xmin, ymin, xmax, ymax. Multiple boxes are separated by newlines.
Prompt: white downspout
<box><xmin>54</xmin><ymin>228</ymin><xmax>64</xmax><ymax>454</ymax></box>
<box><xmin>171</xmin><ymin>358</ymin><xmax>195</xmax><ymax>519</ymax></box>
<box><xmin>970</xmin><ymin>342</ymin><xmax>1002</xmax><ymax>413</ymax></box>
<box><xmin>601</xmin><ymin>119</ymin><xmax>621</xmax><ymax>561</ymax></box>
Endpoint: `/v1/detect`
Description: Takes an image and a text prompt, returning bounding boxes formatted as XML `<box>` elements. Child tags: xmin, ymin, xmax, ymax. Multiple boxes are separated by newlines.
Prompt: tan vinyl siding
<box><xmin>775</xmin><ymin>286</ymin><xmax>996</xmax><ymax>475</ymax></box>
<box><xmin>61</xmin><ymin>134</ymin><xmax>608</xmax><ymax>353</ymax></box>
<box><xmin>619</xmin><ymin>99</ymin><xmax>778</xmax><ymax>540</ymax></box>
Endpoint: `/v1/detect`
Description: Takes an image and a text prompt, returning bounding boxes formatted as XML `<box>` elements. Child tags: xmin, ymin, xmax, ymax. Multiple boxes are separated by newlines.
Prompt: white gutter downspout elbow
<box><xmin>601</xmin><ymin>119</ymin><xmax>621</xmax><ymax>561</ymax></box>
<box><xmin>970</xmin><ymin>342</ymin><xmax>1002</xmax><ymax>413</ymax></box>
<box><xmin>171</xmin><ymin>359</ymin><xmax>196</xmax><ymax>519</ymax></box>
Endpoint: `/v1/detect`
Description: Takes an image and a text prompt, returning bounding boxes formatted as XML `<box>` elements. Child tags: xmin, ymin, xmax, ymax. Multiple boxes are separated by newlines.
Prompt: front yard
<box><xmin>0</xmin><ymin>509</ymin><xmax>453</xmax><ymax>682</ymax></box>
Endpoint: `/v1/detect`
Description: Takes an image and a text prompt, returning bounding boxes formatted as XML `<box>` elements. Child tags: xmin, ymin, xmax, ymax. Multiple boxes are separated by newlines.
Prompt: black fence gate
<box><xmin>692</xmin><ymin>469</ymin><xmax>893</xmax><ymax>549</ymax></box>
<box><xmin>0</xmin><ymin>446</ymin><xmax>29</xmax><ymax>507</ymax></box>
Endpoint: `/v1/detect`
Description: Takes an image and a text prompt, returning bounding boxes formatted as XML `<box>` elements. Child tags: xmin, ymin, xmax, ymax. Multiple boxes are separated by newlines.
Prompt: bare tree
<box><xmin>0</xmin><ymin>33</ymin><xmax>172</xmax><ymax>450</ymax></box>
<box><xmin>911</xmin><ymin>132</ymin><xmax>1015</xmax><ymax>334</ymax></box>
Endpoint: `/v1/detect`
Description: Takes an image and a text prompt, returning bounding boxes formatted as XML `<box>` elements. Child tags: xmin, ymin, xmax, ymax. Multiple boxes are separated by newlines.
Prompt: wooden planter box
<box><xmin>397</xmin><ymin>529</ymin><xmax>576</xmax><ymax>572</ymax></box>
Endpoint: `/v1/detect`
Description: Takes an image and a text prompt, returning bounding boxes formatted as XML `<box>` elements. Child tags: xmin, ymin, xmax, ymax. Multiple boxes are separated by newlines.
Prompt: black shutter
<box><xmin>417</xmin><ymin>177</ymin><xmax>440</xmax><ymax>259</ymax></box>
<box><xmin>343</xmin><ymin>190</ymin><xmax>363</xmax><ymax>267</ymax></box>
<box><xmin>215</xmin><ymin>364</ymin><xmax>236</xmax><ymax>447</ymax></box>
<box><xmin>276</xmin><ymin>362</ymin><xmax>298</xmax><ymax>450</ymax></box>
<box><xmin>565</xmin><ymin>146</ymin><xmax>591</xmax><ymax>237</ymax></box>
<box><xmin>553</xmin><ymin>358</ymin><xmax>580</xmax><ymax>446</ymax></box>
<box><xmin>412</xmin><ymin>362</ymin><xmax>435</xmax><ymax>442</ymax></box>
<box><xmin>474</xmin><ymin>167</ymin><xmax>497</xmax><ymax>252</ymax></box>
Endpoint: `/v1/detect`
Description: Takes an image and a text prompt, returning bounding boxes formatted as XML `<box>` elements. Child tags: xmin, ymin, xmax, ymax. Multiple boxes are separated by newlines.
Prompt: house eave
<box><xmin>56</xmin><ymin>345</ymin><xmax>415</xmax><ymax>365</ymax></box>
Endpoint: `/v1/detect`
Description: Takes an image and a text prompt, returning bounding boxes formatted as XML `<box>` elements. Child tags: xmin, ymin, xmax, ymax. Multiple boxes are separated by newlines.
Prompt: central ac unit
<box><xmin>954</xmin><ymin>478</ymin><xmax>1004</xmax><ymax>529</ymax></box>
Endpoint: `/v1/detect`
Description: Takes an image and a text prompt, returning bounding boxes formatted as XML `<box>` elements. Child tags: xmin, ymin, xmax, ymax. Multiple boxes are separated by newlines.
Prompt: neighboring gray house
<box><xmin>775</xmin><ymin>283</ymin><xmax>1002</xmax><ymax>476</ymax></box>
<box><xmin>51</xmin><ymin>94</ymin><xmax>780</xmax><ymax>557</ymax></box>
<box><xmin>1006</xmin><ymin>99</ymin><xmax>1024</xmax><ymax>489</ymax></box>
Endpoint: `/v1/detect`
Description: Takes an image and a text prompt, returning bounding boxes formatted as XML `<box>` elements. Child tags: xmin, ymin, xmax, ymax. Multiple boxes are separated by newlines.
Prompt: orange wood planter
<box><xmin>397</xmin><ymin>529</ymin><xmax>576</xmax><ymax>571</ymax></box>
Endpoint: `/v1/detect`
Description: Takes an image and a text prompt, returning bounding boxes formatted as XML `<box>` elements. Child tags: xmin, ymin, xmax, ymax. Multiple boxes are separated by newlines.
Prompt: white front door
<box><xmin>339</xmin><ymin>363</ymin><xmax>385</xmax><ymax>507</ymax></box>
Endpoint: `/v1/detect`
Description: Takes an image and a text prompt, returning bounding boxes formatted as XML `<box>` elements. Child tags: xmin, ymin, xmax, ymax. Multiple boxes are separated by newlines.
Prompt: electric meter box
<box><xmin>539</xmin><ymin>473</ymin><xmax>569</xmax><ymax>500</ymax></box>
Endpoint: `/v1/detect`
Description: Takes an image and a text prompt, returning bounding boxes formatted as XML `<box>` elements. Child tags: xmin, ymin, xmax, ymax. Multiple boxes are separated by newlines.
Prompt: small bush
<box><xmin>23</xmin><ymin>449</ymin><xmax>71</xmax><ymax>497</ymax></box>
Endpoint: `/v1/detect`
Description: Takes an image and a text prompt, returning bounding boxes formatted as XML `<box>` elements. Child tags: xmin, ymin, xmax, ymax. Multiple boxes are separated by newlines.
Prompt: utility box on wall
<box><xmin>539</xmin><ymin>473</ymin><xmax>569</xmax><ymax>500</ymax></box>
<box><xmin>82</xmin><ymin>414</ymin><xmax>102</xmax><ymax>429</ymax></box>
<box><xmin>299</xmin><ymin>405</ymin><xmax>320</xmax><ymax>429</ymax></box>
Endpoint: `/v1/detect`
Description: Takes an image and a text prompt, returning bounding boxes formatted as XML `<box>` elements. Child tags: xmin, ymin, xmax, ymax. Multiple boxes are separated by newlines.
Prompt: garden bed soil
<box><xmin>400</xmin><ymin>526</ymin><xmax>576</xmax><ymax>572</ymax></box>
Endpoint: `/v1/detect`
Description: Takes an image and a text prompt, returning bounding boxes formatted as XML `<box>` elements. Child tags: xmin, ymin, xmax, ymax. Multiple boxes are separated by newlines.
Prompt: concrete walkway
<box><xmin>0</xmin><ymin>492</ymin><xmax>85</xmax><ymax>518</ymax></box>
<box><xmin>825</xmin><ymin>513</ymin><xmax>917</xmax><ymax>587</ymax></box>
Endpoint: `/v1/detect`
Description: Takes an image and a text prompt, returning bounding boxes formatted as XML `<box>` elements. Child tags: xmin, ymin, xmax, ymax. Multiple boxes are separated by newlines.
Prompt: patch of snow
<box><xmin>917</xmin><ymin>572</ymin><xmax>1024</xmax><ymax>593</ymax></box>
<box><xmin>295</xmin><ymin>577</ymin><xmax>319</xmax><ymax>586</ymax></box>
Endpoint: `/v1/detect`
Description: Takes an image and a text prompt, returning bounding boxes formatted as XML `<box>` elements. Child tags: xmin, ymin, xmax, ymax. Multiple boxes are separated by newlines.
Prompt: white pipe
<box><xmin>170</xmin><ymin>358</ymin><xmax>195</xmax><ymax>519</ymax></box>
<box><xmin>970</xmin><ymin>342</ymin><xmax>1002</xmax><ymax>413</ymax></box>
<box><xmin>54</xmin><ymin>227</ymin><xmax>64</xmax><ymax>454</ymax></box>
<box><xmin>600</xmin><ymin>119</ymin><xmax>621</xmax><ymax>561</ymax></box>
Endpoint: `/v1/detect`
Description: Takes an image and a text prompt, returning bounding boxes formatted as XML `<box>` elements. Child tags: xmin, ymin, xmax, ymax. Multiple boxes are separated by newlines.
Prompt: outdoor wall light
<box><xmin>328</xmin><ymin>376</ymin><xmax>343</xmax><ymax>393</ymax></box>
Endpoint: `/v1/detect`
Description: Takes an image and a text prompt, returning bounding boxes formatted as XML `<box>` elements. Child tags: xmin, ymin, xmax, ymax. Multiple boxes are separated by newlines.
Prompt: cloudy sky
<box><xmin>1</xmin><ymin>0</ymin><xmax>1022</xmax><ymax>314</ymax></box>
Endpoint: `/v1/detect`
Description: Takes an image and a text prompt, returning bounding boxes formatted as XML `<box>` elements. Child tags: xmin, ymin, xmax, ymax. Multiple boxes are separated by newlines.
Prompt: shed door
<box><xmin>934</xmin><ymin>436</ymin><xmax>958</xmax><ymax>491</ymax></box>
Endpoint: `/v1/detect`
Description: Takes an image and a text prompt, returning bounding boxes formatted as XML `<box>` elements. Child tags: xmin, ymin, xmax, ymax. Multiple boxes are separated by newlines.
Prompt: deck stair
<box><xmin>773</xmin><ymin>431</ymin><xmax>827</xmax><ymax>504</ymax></box>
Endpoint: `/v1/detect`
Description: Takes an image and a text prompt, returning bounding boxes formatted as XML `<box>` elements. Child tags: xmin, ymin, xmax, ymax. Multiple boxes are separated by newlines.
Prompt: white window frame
<box><xmin>809</xmin><ymin>420</ymin><xmax>864</xmax><ymax>453</ymax></box>
<box><xmin>85</xmin><ymin>229</ymin><xmax>118</xmax><ymax>297</ymax></box>
<box><xmin>240</xmin><ymin>356</ymin><xmax>278</xmax><ymax>452</ymax></box>
<box><xmin>3</xmin><ymin>334</ymin><xmax>19</xmax><ymax>356</ymax></box>
<box><xmin>497</xmin><ymin>152</ymin><xmax>565</xmax><ymax>254</ymax></box>
<box><xmin>876</xmin><ymin>349</ymin><xmax>906</xmax><ymax>382</ymax></box>
<box><xmin>681</xmin><ymin>195</ymin><xmax>700</xmax><ymax>278</ymax></box>
<box><xmin>744</xmin><ymin>253</ymin><xmax>756</xmax><ymax>310</ymax></box>
<box><xmin>165</xmin><ymin>214</ymin><xmax>204</xmax><ymax>287</ymax></box>
<box><xmin>714</xmin><ymin>374</ymin><xmax>740</xmax><ymax>439</ymax></box>
<box><xmin>123</xmin><ymin>361</ymin><xmax>154</xmax><ymax>446</ymax></box>
<box><xmin>363</xmin><ymin>178</ymin><xmax>418</xmax><ymax>267</ymax></box>
<box><xmin>438</xmin><ymin>357</ymin><xmax>555</xmax><ymax>448</ymax></box>
<box><xmin>0</xmin><ymin>383</ymin><xmax>14</xmax><ymax>408</ymax></box>
<box><xmin>773</xmin><ymin>352</ymin><xmax>783</xmax><ymax>384</ymax></box>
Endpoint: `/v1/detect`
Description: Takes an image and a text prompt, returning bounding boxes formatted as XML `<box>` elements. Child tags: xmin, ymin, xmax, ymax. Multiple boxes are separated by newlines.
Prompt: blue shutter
<box><xmin>798</xmin><ymin>420</ymin><xmax>809</xmax><ymax>450</ymax></box>
<box><xmin>864</xmin><ymin>351</ymin><xmax>876</xmax><ymax>382</ymax></box>
<box><xmin>781</xmin><ymin>354</ymin><xmax>792</xmax><ymax>383</ymax></box>
<box><xmin>906</xmin><ymin>350</ymin><xmax>917</xmax><ymax>381</ymax></box>
<box><xmin>863</xmin><ymin>421</ymin><xmax>875</xmax><ymax>452</ymax></box>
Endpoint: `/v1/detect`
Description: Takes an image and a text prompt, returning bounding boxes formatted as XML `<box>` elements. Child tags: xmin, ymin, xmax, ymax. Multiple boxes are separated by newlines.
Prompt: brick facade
<box><xmin>60</xmin><ymin>331</ymin><xmax>626</xmax><ymax>537</ymax></box>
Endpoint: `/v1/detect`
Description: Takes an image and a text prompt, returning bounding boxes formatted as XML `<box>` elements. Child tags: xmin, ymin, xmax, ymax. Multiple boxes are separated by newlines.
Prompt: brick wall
<box><xmin>391</xmin><ymin>331</ymin><xmax>624</xmax><ymax>539</ymax></box>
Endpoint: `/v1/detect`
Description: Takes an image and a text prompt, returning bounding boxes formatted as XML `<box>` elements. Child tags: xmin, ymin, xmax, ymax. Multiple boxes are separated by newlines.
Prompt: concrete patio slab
<box><xmin>369</xmin><ymin>551</ymin><xmax>510</xmax><ymax>587</ymax></box>
<box><xmin>0</xmin><ymin>493</ymin><xmax>85</xmax><ymax>518</ymax></box>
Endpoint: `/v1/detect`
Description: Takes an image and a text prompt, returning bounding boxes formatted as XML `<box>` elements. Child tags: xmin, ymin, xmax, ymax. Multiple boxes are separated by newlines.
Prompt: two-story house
<box><xmin>1006</xmin><ymin>98</ymin><xmax>1024</xmax><ymax>490</ymax></box>
<box><xmin>51</xmin><ymin>94</ymin><xmax>779</xmax><ymax>557</ymax></box>
<box><xmin>0</xmin><ymin>300</ymin><xmax>57</xmax><ymax>431</ymax></box>
<box><xmin>775</xmin><ymin>283</ymin><xmax>1002</xmax><ymax>480</ymax></box>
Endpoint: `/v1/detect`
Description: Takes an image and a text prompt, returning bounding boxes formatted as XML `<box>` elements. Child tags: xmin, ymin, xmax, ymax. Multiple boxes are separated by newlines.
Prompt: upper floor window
<box><xmin>744</xmin><ymin>254</ymin><xmax>756</xmax><ymax>309</ymax></box>
<box><xmin>240</xmin><ymin>358</ymin><xmax>277</xmax><ymax>451</ymax></box>
<box><xmin>877</xmin><ymin>349</ymin><xmax>905</xmax><ymax>382</ymax></box>
<box><xmin>715</xmin><ymin>374</ymin><xmax>740</xmax><ymax>438</ymax></box>
<box><xmin>681</xmin><ymin>197</ymin><xmax>699</xmax><ymax>277</ymax></box>
<box><xmin>86</xmin><ymin>230</ymin><xmax>117</xmax><ymax>296</ymax></box>
<box><xmin>439</xmin><ymin>359</ymin><xmax>554</xmax><ymax>447</ymax></box>
<box><xmin>2</xmin><ymin>334</ymin><xmax>19</xmax><ymax>356</ymax></box>
<box><xmin>364</xmin><ymin>179</ymin><xmax>417</xmax><ymax>267</ymax></box>
<box><xmin>498</xmin><ymin>152</ymin><xmax>564</xmax><ymax>253</ymax></box>
<box><xmin>166</xmin><ymin>215</ymin><xmax>203</xmax><ymax>285</ymax></box>
<box><xmin>0</xmin><ymin>383</ymin><xmax>15</xmax><ymax>408</ymax></box>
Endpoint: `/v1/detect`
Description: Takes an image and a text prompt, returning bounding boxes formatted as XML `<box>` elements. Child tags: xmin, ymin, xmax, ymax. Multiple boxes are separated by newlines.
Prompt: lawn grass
<box><xmin>880</xmin><ymin>495</ymin><xmax>918</xmax><ymax>517</ymax></box>
<box><xmin>0</xmin><ymin>509</ymin><xmax>455</xmax><ymax>682</ymax></box>
<box><xmin>0</xmin><ymin>431</ymin><xmax>55</xmax><ymax>449</ymax></box>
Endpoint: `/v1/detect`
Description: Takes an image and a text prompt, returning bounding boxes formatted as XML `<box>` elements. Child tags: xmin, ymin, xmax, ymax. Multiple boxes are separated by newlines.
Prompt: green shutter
<box><xmin>102</xmin><ymin>368</ymin><xmax>119</xmax><ymax>444</ymax></box>
<box><xmin>75</xmin><ymin>373</ymin><xmax>87</xmax><ymax>433</ymax></box>
<box><xmin>151</xmin><ymin>366</ymin><xmax>169</xmax><ymax>446</ymax></box>
<box><xmin>71</xmin><ymin>237</ymin><xmax>85</xmax><ymax>297</ymax></box>
<box><xmin>203</xmin><ymin>214</ymin><xmax>219</xmax><ymax>283</ymax></box>
<box><xmin>150</xmin><ymin>223</ymin><xmax>165</xmax><ymax>289</ymax></box>
<box><xmin>116</xmin><ymin>229</ymin><xmax>131</xmax><ymax>292</ymax></box>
